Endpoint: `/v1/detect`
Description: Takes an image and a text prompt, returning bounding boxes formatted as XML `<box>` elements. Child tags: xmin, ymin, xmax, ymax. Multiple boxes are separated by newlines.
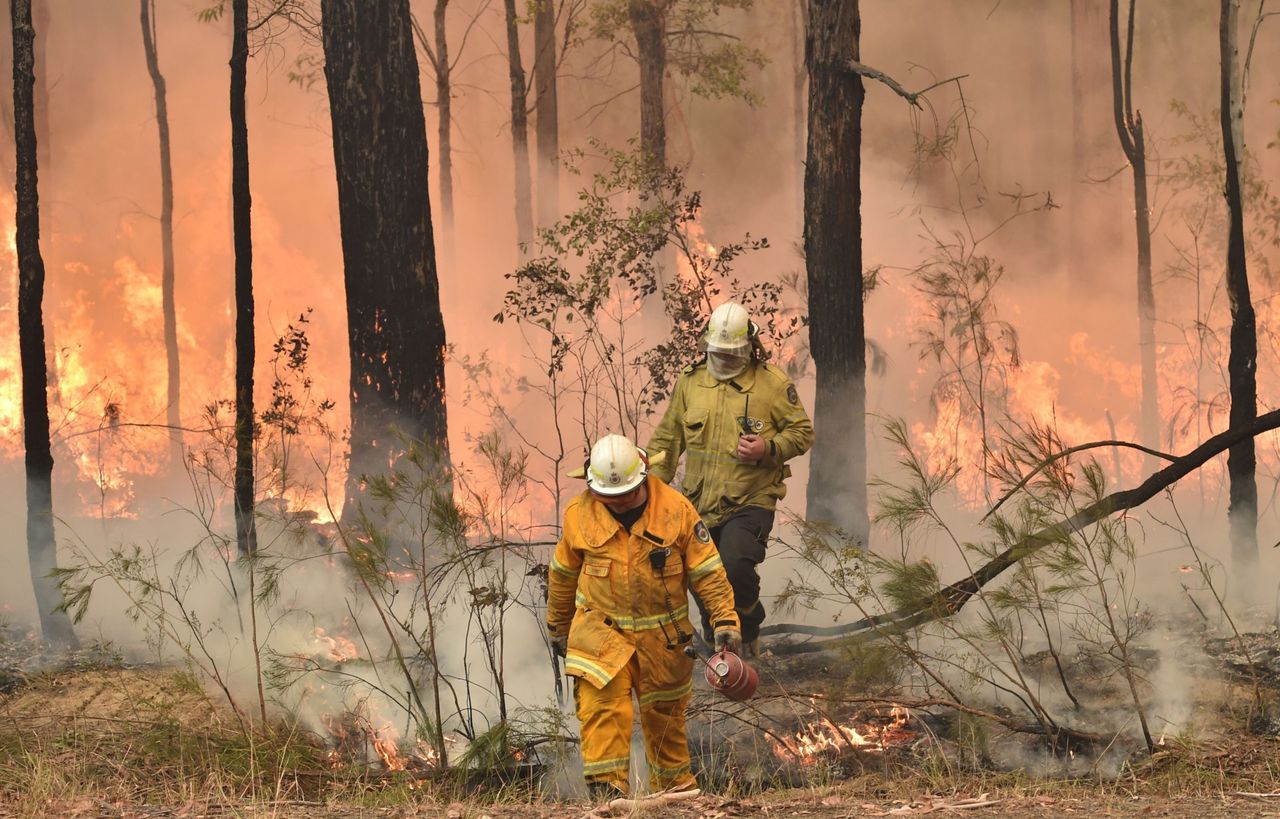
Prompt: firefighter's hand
<box><xmin>714</xmin><ymin>628</ymin><xmax>742</xmax><ymax>655</ymax></box>
<box><xmin>550</xmin><ymin>633</ymin><xmax>567</xmax><ymax>658</ymax></box>
<box><xmin>736</xmin><ymin>434</ymin><xmax>766</xmax><ymax>463</ymax></box>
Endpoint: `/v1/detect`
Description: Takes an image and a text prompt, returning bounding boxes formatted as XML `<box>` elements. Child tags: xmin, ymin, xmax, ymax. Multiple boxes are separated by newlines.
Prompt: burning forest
<box><xmin>2</xmin><ymin>0</ymin><xmax>1280</xmax><ymax>816</ymax></box>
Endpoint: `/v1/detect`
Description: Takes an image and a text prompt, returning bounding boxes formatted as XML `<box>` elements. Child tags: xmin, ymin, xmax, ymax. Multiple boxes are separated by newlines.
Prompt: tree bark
<box><xmin>12</xmin><ymin>0</ymin><xmax>76</xmax><ymax>647</ymax></box>
<box><xmin>231</xmin><ymin>0</ymin><xmax>257</xmax><ymax>556</ymax></box>
<box><xmin>31</xmin><ymin>0</ymin><xmax>46</xmax><ymax>171</ymax></box>
<box><xmin>433</xmin><ymin>0</ymin><xmax>454</xmax><ymax>258</ymax></box>
<box><xmin>1108</xmin><ymin>0</ymin><xmax>1158</xmax><ymax>460</ymax></box>
<box><xmin>503</xmin><ymin>0</ymin><xmax>533</xmax><ymax>250</ymax></box>
<box><xmin>803</xmin><ymin>0</ymin><xmax>868</xmax><ymax>546</ymax></box>
<box><xmin>321</xmin><ymin>0</ymin><xmax>451</xmax><ymax>509</ymax></box>
<box><xmin>140</xmin><ymin>0</ymin><xmax>182</xmax><ymax>465</ymax></box>
<box><xmin>628</xmin><ymin>0</ymin><xmax>667</xmax><ymax>169</ymax></box>
<box><xmin>1219</xmin><ymin>0</ymin><xmax>1257</xmax><ymax>574</ymax></box>
<box><xmin>533</xmin><ymin>0</ymin><xmax>558</xmax><ymax>229</ymax></box>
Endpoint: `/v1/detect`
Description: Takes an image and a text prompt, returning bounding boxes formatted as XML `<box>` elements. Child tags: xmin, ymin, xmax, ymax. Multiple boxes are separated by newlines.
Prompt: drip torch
<box><xmin>684</xmin><ymin>644</ymin><xmax>759</xmax><ymax>701</ymax></box>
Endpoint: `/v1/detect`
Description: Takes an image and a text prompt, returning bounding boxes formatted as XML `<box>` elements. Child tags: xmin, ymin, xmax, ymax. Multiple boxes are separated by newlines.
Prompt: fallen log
<box><xmin>599</xmin><ymin>786</ymin><xmax>701</xmax><ymax>815</ymax></box>
<box><xmin>762</xmin><ymin>409</ymin><xmax>1280</xmax><ymax>646</ymax></box>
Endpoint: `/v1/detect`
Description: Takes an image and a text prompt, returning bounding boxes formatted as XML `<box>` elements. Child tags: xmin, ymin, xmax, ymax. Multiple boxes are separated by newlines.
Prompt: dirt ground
<box><xmin>7</xmin><ymin>626</ymin><xmax>1280</xmax><ymax>818</ymax></box>
<box><xmin>25</xmin><ymin>789</ymin><xmax>1280</xmax><ymax>818</ymax></box>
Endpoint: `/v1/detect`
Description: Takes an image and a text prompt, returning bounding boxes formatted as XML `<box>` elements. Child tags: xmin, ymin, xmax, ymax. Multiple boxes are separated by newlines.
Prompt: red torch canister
<box><xmin>703</xmin><ymin>650</ymin><xmax>759</xmax><ymax>701</ymax></box>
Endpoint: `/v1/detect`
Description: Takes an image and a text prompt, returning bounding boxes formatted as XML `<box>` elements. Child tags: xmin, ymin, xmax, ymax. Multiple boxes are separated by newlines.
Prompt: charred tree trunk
<box><xmin>804</xmin><ymin>0</ymin><xmax>868</xmax><ymax>546</ymax></box>
<box><xmin>31</xmin><ymin>0</ymin><xmax>45</xmax><ymax>171</ymax></box>
<box><xmin>503</xmin><ymin>0</ymin><xmax>533</xmax><ymax>250</ymax></box>
<box><xmin>1219</xmin><ymin>0</ymin><xmax>1257</xmax><ymax>574</ymax></box>
<box><xmin>629</xmin><ymin>0</ymin><xmax>667</xmax><ymax>169</ymax></box>
<box><xmin>231</xmin><ymin>0</ymin><xmax>256</xmax><ymax>555</ymax></box>
<box><xmin>321</xmin><ymin>0</ymin><xmax>451</xmax><ymax>509</ymax></box>
<box><xmin>140</xmin><ymin>0</ymin><xmax>181</xmax><ymax>465</ymax></box>
<box><xmin>12</xmin><ymin>0</ymin><xmax>76</xmax><ymax>647</ymax></box>
<box><xmin>433</xmin><ymin>0</ymin><xmax>453</xmax><ymax>257</ymax></box>
<box><xmin>533</xmin><ymin>0</ymin><xmax>558</xmax><ymax>229</ymax></box>
<box><xmin>1108</xmin><ymin>0</ymin><xmax>1158</xmax><ymax>460</ymax></box>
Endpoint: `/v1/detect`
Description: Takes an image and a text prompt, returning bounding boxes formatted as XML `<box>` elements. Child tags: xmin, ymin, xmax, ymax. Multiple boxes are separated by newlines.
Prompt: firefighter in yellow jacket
<box><xmin>647</xmin><ymin>301</ymin><xmax>814</xmax><ymax>655</ymax></box>
<box><xmin>547</xmin><ymin>433</ymin><xmax>741</xmax><ymax>801</ymax></box>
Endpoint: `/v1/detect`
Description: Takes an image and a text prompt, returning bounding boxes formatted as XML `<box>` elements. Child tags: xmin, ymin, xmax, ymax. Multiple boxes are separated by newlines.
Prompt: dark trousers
<box><xmin>695</xmin><ymin>506</ymin><xmax>774</xmax><ymax>644</ymax></box>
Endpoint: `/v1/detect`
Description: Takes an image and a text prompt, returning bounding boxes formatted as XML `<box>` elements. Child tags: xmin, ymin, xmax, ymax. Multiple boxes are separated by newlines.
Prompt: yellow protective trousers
<box><xmin>574</xmin><ymin>647</ymin><xmax>696</xmax><ymax>795</ymax></box>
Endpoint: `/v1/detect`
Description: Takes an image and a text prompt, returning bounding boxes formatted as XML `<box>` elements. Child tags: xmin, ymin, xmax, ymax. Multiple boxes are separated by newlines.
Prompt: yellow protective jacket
<box><xmin>547</xmin><ymin>475</ymin><xmax>739</xmax><ymax>689</ymax></box>
<box><xmin>647</xmin><ymin>360</ymin><xmax>814</xmax><ymax>527</ymax></box>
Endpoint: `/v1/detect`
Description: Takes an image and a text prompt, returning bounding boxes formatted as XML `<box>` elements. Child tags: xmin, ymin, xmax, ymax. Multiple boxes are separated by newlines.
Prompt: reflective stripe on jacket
<box><xmin>647</xmin><ymin>360</ymin><xmax>814</xmax><ymax>527</ymax></box>
<box><xmin>546</xmin><ymin>475</ymin><xmax>739</xmax><ymax>689</ymax></box>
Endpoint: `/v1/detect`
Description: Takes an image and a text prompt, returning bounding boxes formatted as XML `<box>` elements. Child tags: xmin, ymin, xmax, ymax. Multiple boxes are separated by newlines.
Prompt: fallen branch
<box><xmin>604</xmin><ymin>787</ymin><xmax>701</xmax><ymax>814</ymax></box>
<box><xmin>981</xmin><ymin>438</ymin><xmax>1178</xmax><ymax>522</ymax></box>
<box><xmin>763</xmin><ymin>409</ymin><xmax>1280</xmax><ymax>645</ymax></box>
<box><xmin>1233</xmin><ymin>791</ymin><xmax>1280</xmax><ymax>798</ymax></box>
<box><xmin>844</xmin><ymin>59</ymin><xmax>967</xmax><ymax>108</ymax></box>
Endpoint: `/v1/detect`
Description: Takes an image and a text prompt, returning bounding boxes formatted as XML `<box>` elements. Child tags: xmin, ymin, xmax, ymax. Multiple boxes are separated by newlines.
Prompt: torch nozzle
<box><xmin>685</xmin><ymin>644</ymin><xmax>729</xmax><ymax>680</ymax></box>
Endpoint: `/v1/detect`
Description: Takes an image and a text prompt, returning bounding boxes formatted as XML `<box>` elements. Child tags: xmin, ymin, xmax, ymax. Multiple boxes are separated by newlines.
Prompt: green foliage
<box><xmin>1167</xmin><ymin>99</ymin><xmax>1280</xmax><ymax>284</ymax></box>
<box><xmin>496</xmin><ymin>141</ymin><xmax>788</xmax><ymax>449</ymax></box>
<box><xmin>838</xmin><ymin>639</ymin><xmax>908</xmax><ymax>694</ymax></box>
<box><xmin>197</xmin><ymin>2</ymin><xmax>225</xmax><ymax>23</ymax></box>
<box><xmin>879</xmin><ymin>560</ymin><xmax>941</xmax><ymax>612</ymax></box>
<box><xmin>287</xmin><ymin>52</ymin><xmax>324</xmax><ymax>89</ymax></box>
<box><xmin>589</xmin><ymin>0</ymin><xmax>768</xmax><ymax>104</ymax></box>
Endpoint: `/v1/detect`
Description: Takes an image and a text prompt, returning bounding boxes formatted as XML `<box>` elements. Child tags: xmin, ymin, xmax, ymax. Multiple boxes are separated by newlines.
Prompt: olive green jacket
<box><xmin>646</xmin><ymin>360</ymin><xmax>814</xmax><ymax>527</ymax></box>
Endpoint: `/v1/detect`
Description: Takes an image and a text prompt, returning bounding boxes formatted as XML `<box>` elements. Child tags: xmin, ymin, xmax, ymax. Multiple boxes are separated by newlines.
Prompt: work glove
<box><xmin>550</xmin><ymin>632</ymin><xmax>567</xmax><ymax>658</ymax></box>
<box><xmin>714</xmin><ymin>628</ymin><xmax>742</xmax><ymax>655</ymax></box>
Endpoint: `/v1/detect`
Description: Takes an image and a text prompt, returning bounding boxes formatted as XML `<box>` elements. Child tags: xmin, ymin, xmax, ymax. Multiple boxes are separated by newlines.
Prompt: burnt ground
<box><xmin>23</xmin><ymin>786</ymin><xmax>1280</xmax><ymax>817</ymax></box>
<box><xmin>6</xmin><ymin>623</ymin><xmax>1280</xmax><ymax>818</ymax></box>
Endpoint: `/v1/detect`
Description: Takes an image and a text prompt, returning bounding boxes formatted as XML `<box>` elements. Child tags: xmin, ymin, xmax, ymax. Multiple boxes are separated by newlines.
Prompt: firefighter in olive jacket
<box><xmin>646</xmin><ymin>302</ymin><xmax>814</xmax><ymax>655</ymax></box>
<box><xmin>547</xmin><ymin>434</ymin><xmax>741</xmax><ymax>800</ymax></box>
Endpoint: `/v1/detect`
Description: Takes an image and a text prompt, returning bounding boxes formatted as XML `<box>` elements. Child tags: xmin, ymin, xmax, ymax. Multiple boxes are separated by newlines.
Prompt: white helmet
<box><xmin>702</xmin><ymin>301</ymin><xmax>753</xmax><ymax>357</ymax></box>
<box><xmin>586</xmin><ymin>434</ymin><xmax>648</xmax><ymax>496</ymax></box>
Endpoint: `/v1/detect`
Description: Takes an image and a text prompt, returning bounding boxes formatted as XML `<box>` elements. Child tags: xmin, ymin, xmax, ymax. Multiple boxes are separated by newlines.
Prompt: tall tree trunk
<box><xmin>533</xmin><ymin>0</ymin><xmax>558</xmax><ymax>229</ymax></box>
<box><xmin>629</xmin><ymin>0</ymin><xmax>667</xmax><ymax>169</ymax></box>
<box><xmin>433</xmin><ymin>0</ymin><xmax>454</xmax><ymax>259</ymax></box>
<box><xmin>32</xmin><ymin>0</ymin><xmax>54</xmax><ymax>400</ymax></box>
<box><xmin>31</xmin><ymin>0</ymin><xmax>45</xmax><ymax>171</ymax></box>
<box><xmin>1219</xmin><ymin>0</ymin><xmax>1257</xmax><ymax>575</ymax></box>
<box><xmin>503</xmin><ymin>0</ymin><xmax>533</xmax><ymax>250</ymax></box>
<box><xmin>804</xmin><ymin>0</ymin><xmax>868</xmax><ymax>546</ymax></box>
<box><xmin>321</xmin><ymin>0</ymin><xmax>451</xmax><ymax>510</ymax></box>
<box><xmin>231</xmin><ymin>0</ymin><xmax>256</xmax><ymax>555</ymax></box>
<box><xmin>1108</xmin><ymin>0</ymin><xmax>1158</xmax><ymax>460</ymax></box>
<box><xmin>140</xmin><ymin>0</ymin><xmax>181</xmax><ymax>465</ymax></box>
<box><xmin>12</xmin><ymin>0</ymin><xmax>76</xmax><ymax>647</ymax></box>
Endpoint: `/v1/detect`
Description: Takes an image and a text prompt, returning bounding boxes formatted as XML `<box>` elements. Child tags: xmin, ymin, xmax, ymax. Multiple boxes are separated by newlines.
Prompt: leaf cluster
<box><xmin>589</xmin><ymin>0</ymin><xmax>768</xmax><ymax>104</ymax></box>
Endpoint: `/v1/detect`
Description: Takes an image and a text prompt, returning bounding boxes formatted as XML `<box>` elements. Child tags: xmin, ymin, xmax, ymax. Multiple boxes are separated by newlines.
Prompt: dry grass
<box><xmin>3</xmin><ymin>665</ymin><xmax>1280</xmax><ymax>817</ymax></box>
<box><xmin>0</xmin><ymin>666</ymin><xmax>329</xmax><ymax>816</ymax></box>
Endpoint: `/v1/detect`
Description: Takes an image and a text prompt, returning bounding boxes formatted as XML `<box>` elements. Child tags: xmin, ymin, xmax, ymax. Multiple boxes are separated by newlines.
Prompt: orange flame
<box><xmin>314</xmin><ymin>626</ymin><xmax>359</xmax><ymax>663</ymax></box>
<box><xmin>773</xmin><ymin>705</ymin><xmax>913</xmax><ymax>763</ymax></box>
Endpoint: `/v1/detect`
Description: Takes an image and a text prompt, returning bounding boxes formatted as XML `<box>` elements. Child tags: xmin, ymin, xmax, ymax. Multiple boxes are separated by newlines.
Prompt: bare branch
<box><xmin>763</xmin><ymin>408</ymin><xmax>1280</xmax><ymax>643</ymax></box>
<box><xmin>843</xmin><ymin>59</ymin><xmax>966</xmax><ymax>108</ymax></box>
